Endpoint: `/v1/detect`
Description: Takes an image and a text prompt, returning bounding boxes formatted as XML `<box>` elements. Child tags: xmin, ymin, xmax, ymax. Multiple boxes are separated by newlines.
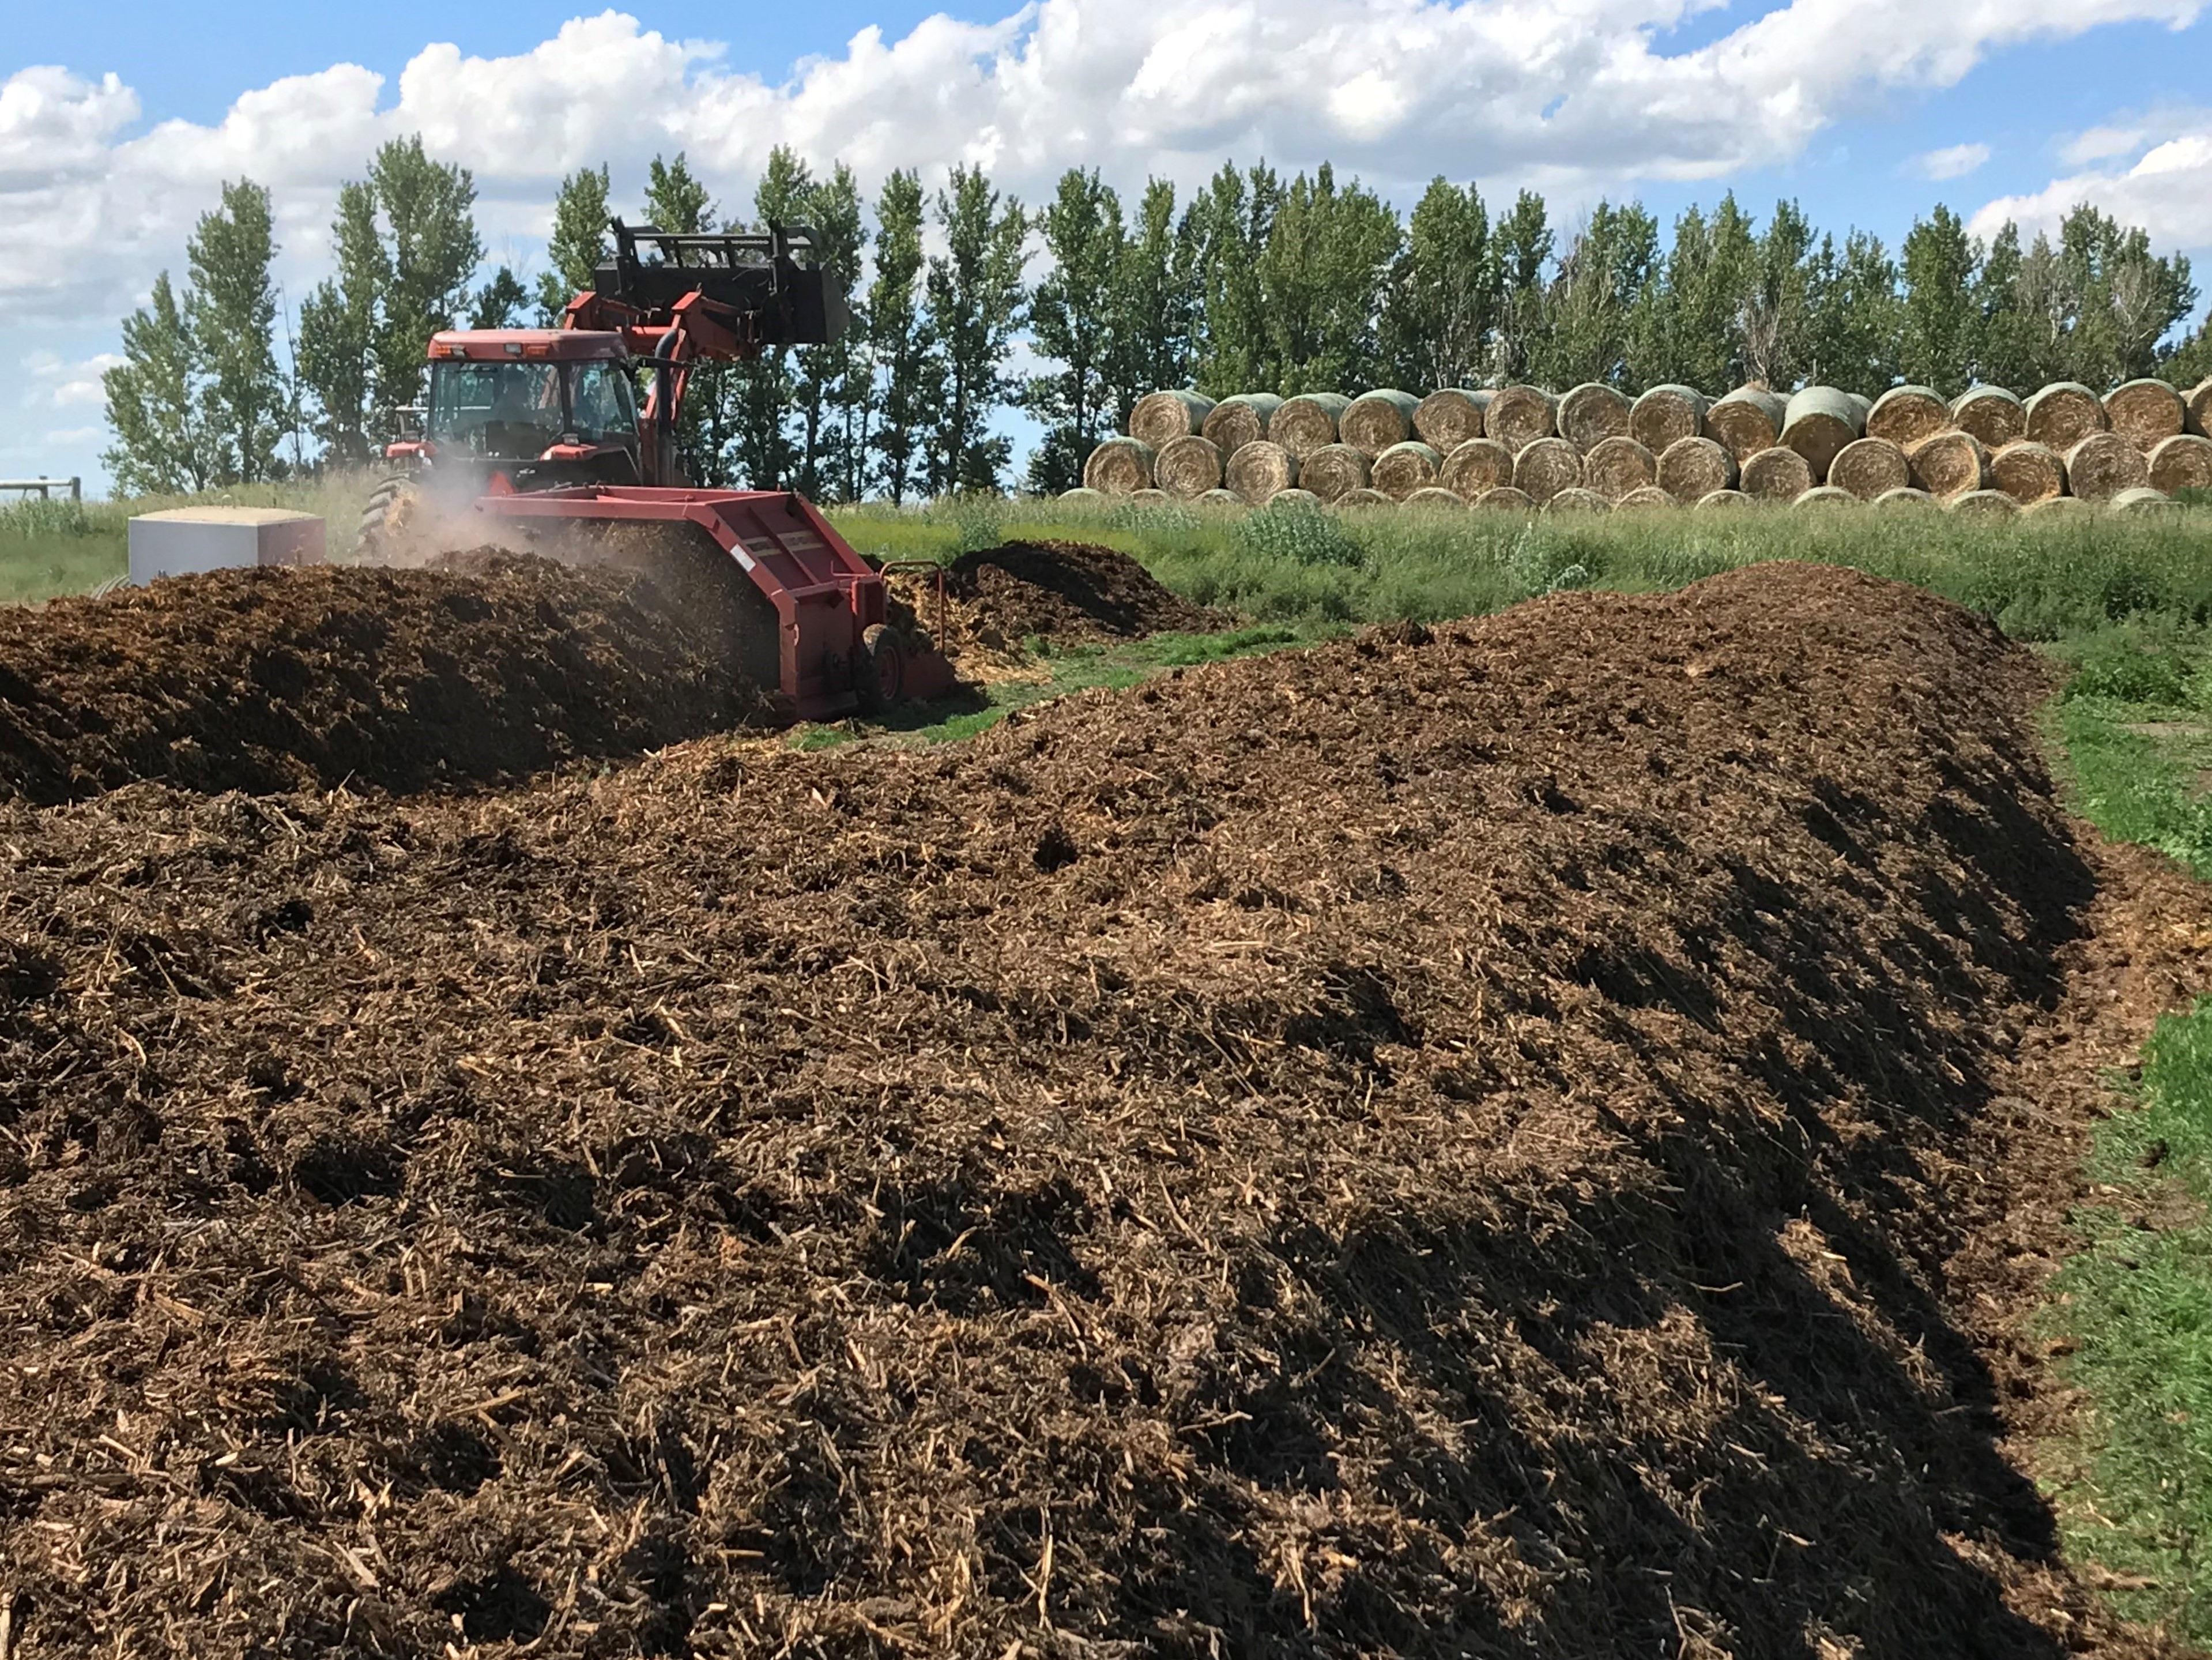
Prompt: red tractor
<box><xmin>358</xmin><ymin>220</ymin><xmax>949</xmax><ymax>719</ymax></box>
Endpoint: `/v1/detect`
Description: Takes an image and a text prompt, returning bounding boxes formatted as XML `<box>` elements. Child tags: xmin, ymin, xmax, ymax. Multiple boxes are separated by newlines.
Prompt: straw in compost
<box><xmin>1783</xmin><ymin>386</ymin><xmax>1864</xmax><ymax>482</ymax></box>
<box><xmin>1269</xmin><ymin>393</ymin><xmax>1354</xmax><ymax>459</ymax></box>
<box><xmin>1630</xmin><ymin>384</ymin><xmax>1706</xmax><ymax>454</ymax></box>
<box><xmin>1201</xmin><ymin>393</ymin><xmax>1283</xmax><ymax>457</ymax></box>
<box><xmin>1873</xmin><ymin>487</ymin><xmax>1937</xmax><ymax>510</ymax></box>
<box><xmin>1908</xmin><ymin>430</ymin><xmax>1991</xmax><ymax>500</ymax></box>
<box><xmin>1226</xmin><ymin>440</ymin><xmax>1299</xmax><ymax>505</ymax></box>
<box><xmin>2111</xmin><ymin>485</ymin><xmax>2181</xmax><ymax>513</ymax></box>
<box><xmin>2105</xmin><ymin>378</ymin><xmax>2187</xmax><ymax>449</ymax></box>
<box><xmin>1952</xmin><ymin>385</ymin><xmax>2025</xmax><ymax>449</ymax></box>
<box><xmin>2190</xmin><ymin>377</ymin><xmax>2212</xmax><ymax>436</ymax></box>
<box><xmin>1826</xmin><ymin>436</ymin><xmax>1910</xmax><ymax>500</ymax></box>
<box><xmin>1336</xmin><ymin>487</ymin><xmax>1393</xmax><ymax>508</ymax></box>
<box><xmin>1698</xmin><ymin>488</ymin><xmax>1751</xmax><ymax>509</ymax></box>
<box><xmin>1616</xmin><ymin>484</ymin><xmax>1678</xmax><ymax>510</ymax></box>
<box><xmin>1298</xmin><ymin>443</ymin><xmax>1372</xmax><ymax>504</ymax></box>
<box><xmin>1154</xmin><ymin>434</ymin><xmax>1224</xmax><ymax>499</ymax></box>
<box><xmin>1340</xmin><ymin>389</ymin><xmax>1422</xmax><ymax>458</ymax></box>
<box><xmin>1584</xmin><ymin>435</ymin><xmax>1657</xmax><ymax>502</ymax></box>
<box><xmin>1558</xmin><ymin>382</ymin><xmax>1632</xmax><ymax>453</ymax></box>
<box><xmin>1949</xmin><ymin>488</ymin><xmax>2021</xmax><ymax>518</ymax></box>
<box><xmin>1441</xmin><ymin>437</ymin><xmax>1515</xmax><ymax>499</ymax></box>
<box><xmin>1476</xmin><ymin>484</ymin><xmax>1536</xmax><ymax>511</ymax></box>
<box><xmin>1866</xmin><ymin>386</ymin><xmax>1950</xmax><ymax>449</ymax></box>
<box><xmin>1988</xmin><ymin>441</ymin><xmax>2067</xmax><ymax>506</ymax></box>
<box><xmin>1513</xmin><ymin>435</ymin><xmax>1584</xmax><ymax>505</ymax></box>
<box><xmin>1740</xmin><ymin>444</ymin><xmax>1814</xmax><ymax>501</ymax></box>
<box><xmin>2065</xmin><ymin>431</ymin><xmax>2151</xmax><ymax>502</ymax></box>
<box><xmin>1414</xmin><ymin>388</ymin><xmax>1490</xmax><ymax>453</ymax></box>
<box><xmin>1401</xmin><ymin>486</ymin><xmax>1467</xmax><ymax>511</ymax></box>
<box><xmin>1706</xmin><ymin>386</ymin><xmax>1788</xmax><ymax>463</ymax></box>
<box><xmin>1546</xmin><ymin>486</ymin><xmax>1609</xmax><ymax>514</ymax></box>
<box><xmin>1371</xmin><ymin>440</ymin><xmax>1444</xmax><ymax>501</ymax></box>
<box><xmin>1795</xmin><ymin>485</ymin><xmax>1857</xmax><ymax>511</ymax></box>
<box><xmin>2149</xmin><ymin>432</ymin><xmax>2212</xmax><ymax>496</ymax></box>
<box><xmin>1486</xmin><ymin>384</ymin><xmax>1558</xmax><ymax>453</ymax></box>
<box><xmin>2025</xmin><ymin>381</ymin><xmax>2107</xmax><ymax>450</ymax></box>
<box><xmin>1082</xmin><ymin>436</ymin><xmax>1155</xmax><ymax>494</ymax></box>
<box><xmin>1657</xmin><ymin>435</ymin><xmax>1736</xmax><ymax>505</ymax></box>
<box><xmin>1128</xmin><ymin>389</ymin><xmax>1215</xmax><ymax>449</ymax></box>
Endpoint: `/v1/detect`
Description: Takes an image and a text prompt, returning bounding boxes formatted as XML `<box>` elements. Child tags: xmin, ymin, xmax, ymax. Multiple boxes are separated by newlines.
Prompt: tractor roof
<box><xmin>427</xmin><ymin>330</ymin><xmax>629</xmax><ymax>363</ymax></box>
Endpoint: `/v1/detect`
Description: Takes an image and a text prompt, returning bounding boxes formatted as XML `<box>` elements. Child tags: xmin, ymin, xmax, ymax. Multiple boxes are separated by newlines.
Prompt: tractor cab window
<box><xmin>569</xmin><ymin>362</ymin><xmax>639</xmax><ymax>445</ymax></box>
<box><xmin>427</xmin><ymin>362</ymin><xmax>562</xmax><ymax>457</ymax></box>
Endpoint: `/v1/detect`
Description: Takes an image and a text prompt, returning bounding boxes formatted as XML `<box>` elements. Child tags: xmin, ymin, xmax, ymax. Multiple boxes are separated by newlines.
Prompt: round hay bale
<box><xmin>2111</xmin><ymin>486</ymin><xmax>2181</xmax><ymax>515</ymax></box>
<box><xmin>1740</xmin><ymin>445</ymin><xmax>1813</xmax><ymax>502</ymax></box>
<box><xmin>1131</xmin><ymin>488</ymin><xmax>1172</xmax><ymax>507</ymax></box>
<box><xmin>2189</xmin><ymin>378</ymin><xmax>2212</xmax><ymax>438</ymax></box>
<box><xmin>1782</xmin><ymin>386</ymin><xmax>1864</xmax><ymax>482</ymax></box>
<box><xmin>1584</xmin><ymin>435</ymin><xmax>1657</xmax><ymax>502</ymax></box>
<box><xmin>1630</xmin><ymin>385</ymin><xmax>1706</xmax><ymax>455</ymax></box>
<box><xmin>2106</xmin><ymin>378</ymin><xmax>2187</xmax><ymax>449</ymax></box>
<box><xmin>1298</xmin><ymin>443</ymin><xmax>1372</xmax><ymax>504</ymax></box>
<box><xmin>1336</xmin><ymin>487</ymin><xmax>1393</xmax><ymax>509</ymax></box>
<box><xmin>1476</xmin><ymin>485</ymin><xmax>1536</xmax><ymax>513</ymax></box>
<box><xmin>2066</xmin><ymin>431</ymin><xmax>2151</xmax><ymax>502</ymax></box>
<box><xmin>1129</xmin><ymin>390</ymin><xmax>1215</xmax><ymax>449</ymax></box>
<box><xmin>2149</xmin><ymin>433</ymin><xmax>2212</xmax><ymax>496</ymax></box>
<box><xmin>1225</xmin><ymin>440</ymin><xmax>1299</xmax><ymax>505</ymax></box>
<box><xmin>1706</xmin><ymin>387</ymin><xmax>1789</xmax><ymax>464</ymax></box>
<box><xmin>1268</xmin><ymin>393</ymin><xmax>1353</xmax><ymax>460</ymax></box>
<box><xmin>1951</xmin><ymin>385</ymin><xmax>2025</xmax><ymax>449</ymax></box>
<box><xmin>1154</xmin><ymin>434</ymin><xmax>1224</xmax><ymax>499</ymax></box>
<box><xmin>1486</xmin><ymin>385</ymin><xmax>1558</xmax><ymax>454</ymax></box>
<box><xmin>1988</xmin><ymin>441</ymin><xmax>2067</xmax><ymax>506</ymax></box>
<box><xmin>1616</xmin><ymin>485</ymin><xmax>1677</xmax><ymax>511</ymax></box>
<box><xmin>1696</xmin><ymin>489</ymin><xmax>1751</xmax><ymax>510</ymax></box>
<box><xmin>1949</xmin><ymin>489</ymin><xmax>2021</xmax><ymax>520</ymax></box>
<box><xmin>1845</xmin><ymin>392</ymin><xmax>1874</xmax><ymax>426</ymax></box>
<box><xmin>1058</xmin><ymin>487</ymin><xmax>1105</xmax><ymax>503</ymax></box>
<box><xmin>1872</xmin><ymin>487</ymin><xmax>1936</xmax><ymax>511</ymax></box>
<box><xmin>1545</xmin><ymin>487</ymin><xmax>1609</xmax><ymax>515</ymax></box>
<box><xmin>1371</xmin><ymin>441</ymin><xmax>1444</xmax><ymax>502</ymax></box>
<box><xmin>2026</xmin><ymin>382</ymin><xmax>2108</xmax><ymax>450</ymax></box>
<box><xmin>1441</xmin><ymin>438</ymin><xmax>1516</xmax><ymax>500</ymax></box>
<box><xmin>1269</xmin><ymin>488</ymin><xmax>1323</xmax><ymax>508</ymax></box>
<box><xmin>2026</xmin><ymin>495</ymin><xmax>2094</xmax><ymax>520</ymax></box>
<box><xmin>1557</xmin><ymin>382</ymin><xmax>1632</xmax><ymax>454</ymax></box>
<box><xmin>1414</xmin><ymin>389</ymin><xmax>1490</xmax><ymax>453</ymax></box>
<box><xmin>1512</xmin><ymin>436</ymin><xmax>1584</xmax><ymax>505</ymax></box>
<box><xmin>1826</xmin><ymin>436</ymin><xmax>1910</xmax><ymax>500</ymax></box>
<box><xmin>1866</xmin><ymin>386</ymin><xmax>1950</xmax><ymax>449</ymax></box>
<box><xmin>1196</xmin><ymin>488</ymin><xmax>1245</xmax><ymax>510</ymax></box>
<box><xmin>1201</xmin><ymin>394</ymin><xmax>1284</xmax><ymax>457</ymax></box>
<box><xmin>1083</xmin><ymin>436</ymin><xmax>1155</xmax><ymax>494</ymax></box>
<box><xmin>1402</xmin><ymin>486</ymin><xmax>1467</xmax><ymax>511</ymax></box>
<box><xmin>1656</xmin><ymin>435</ymin><xmax>1736</xmax><ymax>505</ymax></box>
<box><xmin>1907</xmin><ymin>430</ymin><xmax>1991</xmax><ymax>500</ymax></box>
<box><xmin>1340</xmin><ymin>389</ymin><xmax>1422</xmax><ymax>458</ymax></box>
<box><xmin>1794</xmin><ymin>485</ymin><xmax>1858</xmax><ymax>511</ymax></box>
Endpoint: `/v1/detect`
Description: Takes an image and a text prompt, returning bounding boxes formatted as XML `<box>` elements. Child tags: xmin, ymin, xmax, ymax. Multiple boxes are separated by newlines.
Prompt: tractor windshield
<box><xmin>425</xmin><ymin>360</ymin><xmax>639</xmax><ymax>458</ymax></box>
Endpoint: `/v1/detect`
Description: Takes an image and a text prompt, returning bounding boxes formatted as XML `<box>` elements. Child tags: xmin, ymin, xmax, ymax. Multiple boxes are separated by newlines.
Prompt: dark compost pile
<box><xmin>934</xmin><ymin>541</ymin><xmax>1226</xmax><ymax>648</ymax></box>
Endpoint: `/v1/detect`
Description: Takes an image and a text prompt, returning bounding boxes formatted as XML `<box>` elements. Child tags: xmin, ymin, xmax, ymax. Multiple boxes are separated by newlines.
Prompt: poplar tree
<box><xmin>868</xmin><ymin>171</ymin><xmax>932</xmax><ymax>504</ymax></box>
<box><xmin>469</xmin><ymin>267</ymin><xmax>530</xmax><ymax>328</ymax></box>
<box><xmin>924</xmin><ymin>165</ymin><xmax>1028</xmax><ymax>494</ymax></box>
<box><xmin>638</xmin><ymin>153</ymin><xmax>732</xmax><ymax>485</ymax></box>
<box><xmin>103</xmin><ymin>274</ymin><xmax>218</xmax><ymax>496</ymax></box>
<box><xmin>183</xmin><ymin>179</ymin><xmax>284</xmax><ymax>483</ymax></box>
<box><xmin>728</xmin><ymin>148</ymin><xmax>808</xmax><ymax>491</ymax></box>
<box><xmin>1380</xmin><ymin>178</ymin><xmax>1494</xmax><ymax>393</ymax></box>
<box><xmin>1258</xmin><ymin>164</ymin><xmax>1400</xmax><ymax>394</ymax></box>
<box><xmin>1898</xmin><ymin>206</ymin><xmax>1980</xmax><ymax>394</ymax></box>
<box><xmin>1805</xmin><ymin>229</ymin><xmax>1902</xmax><ymax>392</ymax></box>
<box><xmin>1488</xmin><ymin>191</ymin><xmax>1553</xmax><ymax>383</ymax></box>
<box><xmin>1737</xmin><ymin>200</ymin><xmax>1816</xmax><ymax>389</ymax></box>
<box><xmin>1533</xmin><ymin>201</ymin><xmax>1657</xmax><ymax>387</ymax></box>
<box><xmin>1189</xmin><ymin>163</ymin><xmax>1280</xmax><ymax>396</ymax></box>
<box><xmin>1024</xmin><ymin>167</ymin><xmax>1125</xmax><ymax>495</ymax></box>
<box><xmin>797</xmin><ymin>162</ymin><xmax>868</xmax><ymax>501</ymax></box>
<box><xmin>537</xmin><ymin>164</ymin><xmax>612</xmax><ymax>322</ymax></box>
<box><xmin>1109</xmin><ymin>179</ymin><xmax>1195</xmax><ymax>421</ymax></box>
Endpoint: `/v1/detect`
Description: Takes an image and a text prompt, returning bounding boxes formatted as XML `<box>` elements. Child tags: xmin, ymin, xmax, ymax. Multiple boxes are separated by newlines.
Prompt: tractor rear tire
<box><xmin>853</xmin><ymin>624</ymin><xmax>906</xmax><ymax>714</ymax></box>
<box><xmin>356</xmin><ymin>475</ymin><xmax>421</xmax><ymax>562</ymax></box>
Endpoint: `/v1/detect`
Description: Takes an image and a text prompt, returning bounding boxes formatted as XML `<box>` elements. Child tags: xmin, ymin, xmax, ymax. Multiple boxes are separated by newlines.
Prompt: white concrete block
<box><xmin>127</xmin><ymin>508</ymin><xmax>327</xmax><ymax>586</ymax></box>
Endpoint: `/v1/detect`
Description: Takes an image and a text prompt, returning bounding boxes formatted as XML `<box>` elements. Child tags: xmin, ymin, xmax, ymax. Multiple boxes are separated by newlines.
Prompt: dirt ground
<box><xmin>0</xmin><ymin>561</ymin><xmax>2201</xmax><ymax>1657</ymax></box>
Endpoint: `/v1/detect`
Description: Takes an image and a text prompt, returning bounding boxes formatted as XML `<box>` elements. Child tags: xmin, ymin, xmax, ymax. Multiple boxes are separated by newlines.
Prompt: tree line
<box><xmin>104</xmin><ymin>139</ymin><xmax>2212</xmax><ymax>500</ymax></box>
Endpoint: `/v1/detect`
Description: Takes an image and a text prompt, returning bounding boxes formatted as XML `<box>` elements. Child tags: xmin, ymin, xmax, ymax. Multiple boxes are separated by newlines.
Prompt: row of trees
<box><xmin>105</xmin><ymin>142</ymin><xmax>2212</xmax><ymax>499</ymax></box>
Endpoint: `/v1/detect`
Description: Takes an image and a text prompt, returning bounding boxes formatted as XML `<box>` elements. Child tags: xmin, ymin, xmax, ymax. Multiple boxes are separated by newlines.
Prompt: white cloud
<box><xmin>25</xmin><ymin>348</ymin><xmax>123</xmax><ymax>409</ymax></box>
<box><xmin>1970</xmin><ymin>108</ymin><xmax>2212</xmax><ymax>251</ymax></box>
<box><xmin>1912</xmin><ymin>142</ymin><xmax>1990</xmax><ymax>179</ymax></box>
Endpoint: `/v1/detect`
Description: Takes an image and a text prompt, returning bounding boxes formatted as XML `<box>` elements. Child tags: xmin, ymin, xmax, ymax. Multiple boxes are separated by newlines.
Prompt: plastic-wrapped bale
<box><xmin>1513</xmin><ymin>436</ymin><xmax>1584</xmax><ymax>505</ymax></box>
<box><xmin>1476</xmin><ymin>485</ymin><xmax>1536</xmax><ymax>512</ymax></box>
<box><xmin>1782</xmin><ymin>386</ymin><xmax>1864</xmax><ymax>483</ymax></box>
<box><xmin>1740</xmin><ymin>445</ymin><xmax>1813</xmax><ymax>502</ymax></box>
<box><xmin>1340</xmin><ymin>390</ymin><xmax>1422</xmax><ymax>458</ymax></box>
<box><xmin>1268</xmin><ymin>393</ymin><xmax>1354</xmax><ymax>459</ymax></box>
<box><xmin>1201</xmin><ymin>394</ymin><xmax>1283</xmax><ymax>457</ymax></box>
<box><xmin>1083</xmin><ymin>436</ymin><xmax>1155</xmax><ymax>494</ymax></box>
<box><xmin>1197</xmin><ymin>488</ymin><xmax>1245</xmax><ymax>510</ymax></box>
<box><xmin>1952</xmin><ymin>386</ymin><xmax>2025</xmax><ymax>449</ymax></box>
<box><xmin>1872</xmin><ymin>488</ymin><xmax>1937</xmax><ymax>511</ymax></box>
<box><xmin>2066</xmin><ymin>431</ymin><xmax>2151</xmax><ymax>502</ymax></box>
<box><xmin>1706</xmin><ymin>387</ymin><xmax>1788</xmax><ymax>464</ymax></box>
<box><xmin>1697</xmin><ymin>489</ymin><xmax>1751</xmax><ymax>510</ymax></box>
<box><xmin>1131</xmin><ymin>488</ymin><xmax>1173</xmax><ymax>507</ymax></box>
<box><xmin>1583</xmin><ymin>436</ymin><xmax>1657</xmax><ymax>502</ymax></box>
<box><xmin>1155</xmin><ymin>434</ymin><xmax>1224</xmax><ymax>499</ymax></box>
<box><xmin>1988</xmin><ymin>442</ymin><xmax>2067</xmax><ymax>506</ymax></box>
<box><xmin>1441</xmin><ymin>438</ymin><xmax>1515</xmax><ymax>501</ymax></box>
<box><xmin>1657</xmin><ymin>436</ymin><xmax>1736</xmax><ymax>505</ymax></box>
<box><xmin>1949</xmin><ymin>489</ymin><xmax>2021</xmax><ymax>519</ymax></box>
<box><xmin>1486</xmin><ymin>385</ymin><xmax>1558</xmax><ymax>454</ymax></box>
<box><xmin>1129</xmin><ymin>390</ymin><xmax>1216</xmax><ymax>449</ymax></box>
<box><xmin>1616</xmin><ymin>485</ymin><xmax>1677</xmax><ymax>511</ymax></box>
<box><xmin>1414</xmin><ymin>389</ymin><xmax>1490</xmax><ymax>453</ymax></box>
<box><xmin>1866</xmin><ymin>386</ymin><xmax>1950</xmax><ymax>449</ymax></box>
<box><xmin>1546</xmin><ymin>487</ymin><xmax>1609</xmax><ymax>514</ymax></box>
<box><xmin>1908</xmin><ymin>431</ymin><xmax>1991</xmax><ymax>500</ymax></box>
<box><xmin>1794</xmin><ymin>486</ymin><xmax>1858</xmax><ymax>511</ymax></box>
<box><xmin>1826</xmin><ymin>436</ymin><xmax>1909</xmax><ymax>500</ymax></box>
<box><xmin>2111</xmin><ymin>485</ymin><xmax>2181</xmax><ymax>514</ymax></box>
<box><xmin>1371</xmin><ymin>441</ymin><xmax>1445</xmax><ymax>502</ymax></box>
<box><xmin>1402</xmin><ymin>486</ymin><xmax>1467</xmax><ymax>511</ymax></box>
<box><xmin>2026</xmin><ymin>382</ymin><xmax>2108</xmax><ymax>450</ymax></box>
<box><xmin>2190</xmin><ymin>378</ymin><xmax>2212</xmax><ymax>437</ymax></box>
<box><xmin>1298</xmin><ymin>443</ymin><xmax>1371</xmax><ymax>504</ymax></box>
<box><xmin>2106</xmin><ymin>378</ymin><xmax>2187</xmax><ymax>450</ymax></box>
<box><xmin>1557</xmin><ymin>382</ymin><xmax>1632</xmax><ymax>454</ymax></box>
<box><xmin>2149</xmin><ymin>433</ymin><xmax>2212</xmax><ymax>496</ymax></box>
<box><xmin>1630</xmin><ymin>385</ymin><xmax>1706</xmax><ymax>454</ymax></box>
<box><xmin>1226</xmin><ymin>440</ymin><xmax>1299</xmax><ymax>505</ymax></box>
<box><xmin>1336</xmin><ymin>487</ymin><xmax>1393</xmax><ymax>509</ymax></box>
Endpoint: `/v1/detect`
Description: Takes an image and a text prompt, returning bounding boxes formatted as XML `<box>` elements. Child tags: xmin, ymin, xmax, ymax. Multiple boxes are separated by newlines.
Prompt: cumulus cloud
<box><xmin>1912</xmin><ymin>142</ymin><xmax>1991</xmax><ymax>180</ymax></box>
<box><xmin>26</xmin><ymin>349</ymin><xmax>124</xmax><ymax>409</ymax></box>
<box><xmin>1970</xmin><ymin>109</ymin><xmax>2212</xmax><ymax>251</ymax></box>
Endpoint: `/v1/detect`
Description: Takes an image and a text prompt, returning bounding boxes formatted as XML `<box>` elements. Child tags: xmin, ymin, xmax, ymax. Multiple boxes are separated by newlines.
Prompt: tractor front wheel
<box><xmin>853</xmin><ymin>624</ymin><xmax>906</xmax><ymax>714</ymax></box>
<box><xmin>356</xmin><ymin>475</ymin><xmax>422</xmax><ymax>563</ymax></box>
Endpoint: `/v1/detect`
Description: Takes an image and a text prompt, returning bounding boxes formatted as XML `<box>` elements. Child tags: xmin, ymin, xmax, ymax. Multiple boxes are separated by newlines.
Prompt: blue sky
<box><xmin>3</xmin><ymin>1</ymin><xmax>2209</xmax><ymax>495</ymax></box>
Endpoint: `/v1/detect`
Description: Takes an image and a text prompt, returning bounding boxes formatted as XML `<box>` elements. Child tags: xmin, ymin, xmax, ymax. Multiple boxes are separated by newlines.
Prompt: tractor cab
<box><xmin>391</xmin><ymin>330</ymin><xmax>644</xmax><ymax>488</ymax></box>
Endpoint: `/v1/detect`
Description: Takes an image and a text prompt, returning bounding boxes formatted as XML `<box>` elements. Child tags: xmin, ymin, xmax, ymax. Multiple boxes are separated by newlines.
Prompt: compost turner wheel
<box><xmin>356</xmin><ymin>475</ymin><xmax>423</xmax><ymax>562</ymax></box>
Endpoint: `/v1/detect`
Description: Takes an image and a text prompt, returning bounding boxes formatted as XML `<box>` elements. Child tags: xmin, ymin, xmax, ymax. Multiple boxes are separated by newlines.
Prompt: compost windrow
<box><xmin>0</xmin><ymin>563</ymin><xmax>2179</xmax><ymax>1658</ymax></box>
